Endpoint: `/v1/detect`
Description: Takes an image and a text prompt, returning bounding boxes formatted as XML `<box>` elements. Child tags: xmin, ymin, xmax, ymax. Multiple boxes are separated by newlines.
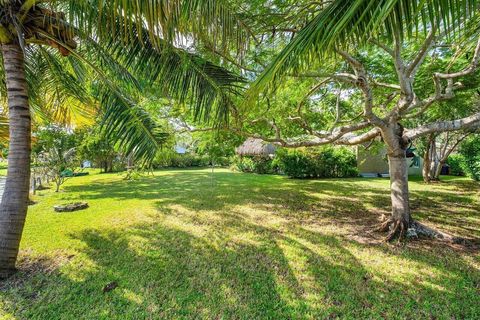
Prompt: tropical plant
<box><xmin>32</xmin><ymin>126</ymin><xmax>78</xmax><ymax>192</ymax></box>
<box><xmin>0</xmin><ymin>0</ymin><xmax>246</xmax><ymax>278</ymax></box>
<box><xmin>248</xmin><ymin>0</ymin><xmax>480</xmax><ymax>240</ymax></box>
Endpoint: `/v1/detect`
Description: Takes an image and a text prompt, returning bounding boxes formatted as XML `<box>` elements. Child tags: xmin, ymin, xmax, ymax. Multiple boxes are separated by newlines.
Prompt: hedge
<box><xmin>233</xmin><ymin>147</ymin><xmax>358</xmax><ymax>179</ymax></box>
<box><xmin>273</xmin><ymin>147</ymin><xmax>358</xmax><ymax>178</ymax></box>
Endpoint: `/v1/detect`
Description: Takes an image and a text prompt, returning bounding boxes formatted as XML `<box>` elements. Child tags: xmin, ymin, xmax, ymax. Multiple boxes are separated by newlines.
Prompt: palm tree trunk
<box><xmin>0</xmin><ymin>43</ymin><xmax>31</xmax><ymax>279</ymax></box>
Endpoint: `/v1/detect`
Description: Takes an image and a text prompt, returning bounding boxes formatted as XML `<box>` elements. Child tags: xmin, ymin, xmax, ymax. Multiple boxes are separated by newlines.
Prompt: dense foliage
<box><xmin>151</xmin><ymin>131</ymin><xmax>241</xmax><ymax>169</ymax></box>
<box><xmin>274</xmin><ymin>147</ymin><xmax>358</xmax><ymax>179</ymax></box>
<box><xmin>77</xmin><ymin>126</ymin><xmax>119</xmax><ymax>173</ymax></box>
<box><xmin>232</xmin><ymin>147</ymin><xmax>358</xmax><ymax>178</ymax></box>
<box><xmin>447</xmin><ymin>154</ymin><xmax>466</xmax><ymax>176</ymax></box>
<box><xmin>195</xmin><ymin>132</ymin><xmax>243</xmax><ymax>165</ymax></box>
<box><xmin>153</xmin><ymin>150</ymin><xmax>230</xmax><ymax>168</ymax></box>
<box><xmin>445</xmin><ymin>135</ymin><xmax>480</xmax><ymax>180</ymax></box>
<box><xmin>458</xmin><ymin>135</ymin><xmax>480</xmax><ymax>181</ymax></box>
<box><xmin>231</xmin><ymin>156</ymin><xmax>274</xmax><ymax>174</ymax></box>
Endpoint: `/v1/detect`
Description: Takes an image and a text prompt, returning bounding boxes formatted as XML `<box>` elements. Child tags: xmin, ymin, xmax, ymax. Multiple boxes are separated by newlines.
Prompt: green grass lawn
<box><xmin>0</xmin><ymin>169</ymin><xmax>479</xmax><ymax>319</ymax></box>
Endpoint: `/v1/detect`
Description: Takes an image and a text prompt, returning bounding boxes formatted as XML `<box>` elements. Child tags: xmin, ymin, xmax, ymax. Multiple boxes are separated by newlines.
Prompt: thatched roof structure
<box><xmin>236</xmin><ymin>138</ymin><xmax>277</xmax><ymax>156</ymax></box>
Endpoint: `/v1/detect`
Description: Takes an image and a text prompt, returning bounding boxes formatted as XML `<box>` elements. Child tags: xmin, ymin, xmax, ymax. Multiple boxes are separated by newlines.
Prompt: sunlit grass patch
<box><xmin>0</xmin><ymin>169</ymin><xmax>479</xmax><ymax>319</ymax></box>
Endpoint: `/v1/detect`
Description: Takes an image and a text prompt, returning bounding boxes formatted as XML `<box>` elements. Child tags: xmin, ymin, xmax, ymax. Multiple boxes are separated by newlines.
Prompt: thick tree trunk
<box><xmin>380</xmin><ymin>150</ymin><xmax>461</xmax><ymax>241</ymax></box>
<box><xmin>379</xmin><ymin>124</ymin><xmax>413</xmax><ymax>240</ymax></box>
<box><xmin>0</xmin><ymin>43</ymin><xmax>31</xmax><ymax>279</ymax></box>
<box><xmin>379</xmin><ymin>154</ymin><xmax>412</xmax><ymax>240</ymax></box>
<box><xmin>385</xmin><ymin>154</ymin><xmax>411</xmax><ymax>238</ymax></box>
<box><xmin>429</xmin><ymin>140</ymin><xmax>437</xmax><ymax>179</ymax></box>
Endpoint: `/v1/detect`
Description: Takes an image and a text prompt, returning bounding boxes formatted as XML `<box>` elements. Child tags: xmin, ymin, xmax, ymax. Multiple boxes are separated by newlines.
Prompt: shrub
<box><xmin>153</xmin><ymin>151</ymin><xmax>210</xmax><ymax>168</ymax></box>
<box><xmin>274</xmin><ymin>147</ymin><xmax>358</xmax><ymax>179</ymax></box>
<box><xmin>232</xmin><ymin>156</ymin><xmax>254</xmax><ymax>173</ymax></box>
<box><xmin>231</xmin><ymin>156</ymin><xmax>274</xmax><ymax>174</ymax></box>
<box><xmin>212</xmin><ymin>156</ymin><xmax>232</xmax><ymax>167</ymax></box>
<box><xmin>447</xmin><ymin>154</ymin><xmax>465</xmax><ymax>176</ymax></box>
<box><xmin>458</xmin><ymin>135</ymin><xmax>480</xmax><ymax>181</ymax></box>
<box><xmin>272</xmin><ymin>149</ymin><xmax>313</xmax><ymax>178</ymax></box>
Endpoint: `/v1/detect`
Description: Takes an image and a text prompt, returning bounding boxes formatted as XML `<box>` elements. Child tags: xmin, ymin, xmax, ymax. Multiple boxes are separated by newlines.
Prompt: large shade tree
<box><xmin>0</xmin><ymin>0</ymin><xmax>246</xmax><ymax>278</ymax></box>
<box><xmin>248</xmin><ymin>0</ymin><xmax>480</xmax><ymax>240</ymax></box>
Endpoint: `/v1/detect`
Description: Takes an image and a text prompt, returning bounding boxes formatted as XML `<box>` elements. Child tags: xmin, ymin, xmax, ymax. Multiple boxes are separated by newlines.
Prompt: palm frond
<box><xmin>0</xmin><ymin>43</ymin><xmax>94</xmax><ymax>127</ymax></box>
<box><xmin>23</xmin><ymin>45</ymin><xmax>95</xmax><ymax>126</ymax></box>
<box><xmin>7</xmin><ymin>0</ymin><xmax>246</xmax><ymax>164</ymax></box>
<box><xmin>98</xmin><ymin>87</ymin><xmax>169</xmax><ymax>166</ymax></box>
<box><xmin>62</xmin><ymin>2</ymin><xmax>247</xmax><ymax>124</ymax></box>
<box><xmin>102</xmin><ymin>26</ymin><xmax>245</xmax><ymax>124</ymax></box>
<box><xmin>64</xmin><ymin>0</ymin><xmax>249</xmax><ymax>53</ymax></box>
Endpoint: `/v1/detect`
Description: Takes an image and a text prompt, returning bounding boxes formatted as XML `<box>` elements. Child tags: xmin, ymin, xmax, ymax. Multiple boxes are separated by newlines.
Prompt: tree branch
<box><xmin>404</xmin><ymin>112</ymin><xmax>480</xmax><ymax>140</ymax></box>
<box><xmin>406</xmin><ymin>25</ymin><xmax>437</xmax><ymax>77</ymax></box>
<box><xmin>335</xmin><ymin>49</ymin><xmax>385</xmax><ymax>126</ymax></box>
<box><xmin>435</xmin><ymin>37</ymin><xmax>480</xmax><ymax>79</ymax></box>
<box><xmin>405</xmin><ymin>37</ymin><xmax>480</xmax><ymax>117</ymax></box>
<box><xmin>242</xmin><ymin>118</ymin><xmax>377</xmax><ymax>147</ymax></box>
<box><xmin>243</xmin><ymin>127</ymin><xmax>380</xmax><ymax>148</ymax></box>
<box><xmin>370</xmin><ymin>39</ymin><xmax>394</xmax><ymax>57</ymax></box>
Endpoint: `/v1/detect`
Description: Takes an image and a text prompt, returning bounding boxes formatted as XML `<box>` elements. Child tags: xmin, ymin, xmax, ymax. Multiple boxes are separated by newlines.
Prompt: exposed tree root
<box><xmin>377</xmin><ymin>217</ymin><xmax>470</xmax><ymax>244</ymax></box>
<box><xmin>410</xmin><ymin>221</ymin><xmax>450</xmax><ymax>240</ymax></box>
<box><xmin>377</xmin><ymin>218</ymin><xmax>408</xmax><ymax>242</ymax></box>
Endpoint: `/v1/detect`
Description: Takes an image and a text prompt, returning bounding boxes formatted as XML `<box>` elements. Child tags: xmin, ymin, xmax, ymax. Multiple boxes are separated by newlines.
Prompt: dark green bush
<box><xmin>213</xmin><ymin>156</ymin><xmax>232</xmax><ymax>167</ymax></box>
<box><xmin>172</xmin><ymin>154</ymin><xmax>208</xmax><ymax>167</ymax></box>
<box><xmin>153</xmin><ymin>151</ymin><xmax>210</xmax><ymax>168</ymax></box>
<box><xmin>447</xmin><ymin>154</ymin><xmax>465</xmax><ymax>176</ymax></box>
<box><xmin>232</xmin><ymin>156</ymin><xmax>274</xmax><ymax>174</ymax></box>
<box><xmin>458</xmin><ymin>135</ymin><xmax>480</xmax><ymax>181</ymax></box>
<box><xmin>274</xmin><ymin>147</ymin><xmax>358</xmax><ymax>179</ymax></box>
<box><xmin>272</xmin><ymin>149</ymin><xmax>313</xmax><ymax>178</ymax></box>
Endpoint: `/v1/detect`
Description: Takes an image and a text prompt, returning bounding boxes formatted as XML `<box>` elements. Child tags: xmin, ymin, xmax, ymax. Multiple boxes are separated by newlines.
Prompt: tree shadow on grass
<box><xmin>63</xmin><ymin>170</ymin><xmax>480</xmax><ymax>241</ymax></box>
<box><xmin>1</xmin><ymin>216</ymin><xmax>478</xmax><ymax>319</ymax></box>
<box><xmin>1</xmin><ymin>222</ymin><xmax>364</xmax><ymax>319</ymax></box>
<box><xmin>2</xmin><ymin>171</ymin><xmax>479</xmax><ymax>318</ymax></box>
<box><xmin>63</xmin><ymin>172</ymin><xmax>386</xmax><ymax>220</ymax></box>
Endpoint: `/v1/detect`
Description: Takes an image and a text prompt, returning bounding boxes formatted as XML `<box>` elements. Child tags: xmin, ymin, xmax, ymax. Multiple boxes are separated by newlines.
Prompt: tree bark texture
<box><xmin>379</xmin><ymin>124</ymin><xmax>413</xmax><ymax>240</ymax></box>
<box><xmin>0</xmin><ymin>43</ymin><xmax>32</xmax><ymax>279</ymax></box>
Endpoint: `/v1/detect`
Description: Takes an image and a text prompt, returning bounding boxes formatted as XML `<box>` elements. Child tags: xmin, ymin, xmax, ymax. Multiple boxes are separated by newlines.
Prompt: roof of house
<box><xmin>236</xmin><ymin>138</ymin><xmax>277</xmax><ymax>156</ymax></box>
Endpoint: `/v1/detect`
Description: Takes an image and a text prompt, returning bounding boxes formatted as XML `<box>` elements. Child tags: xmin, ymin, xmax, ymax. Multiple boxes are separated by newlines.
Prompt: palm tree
<box><xmin>0</xmin><ymin>0</ymin><xmax>246</xmax><ymax>278</ymax></box>
<box><xmin>251</xmin><ymin>0</ymin><xmax>480</xmax><ymax>239</ymax></box>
